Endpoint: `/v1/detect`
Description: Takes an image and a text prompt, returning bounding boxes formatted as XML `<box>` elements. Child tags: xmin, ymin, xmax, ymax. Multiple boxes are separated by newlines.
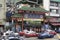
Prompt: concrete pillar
<box><xmin>43</xmin><ymin>0</ymin><xmax>50</xmax><ymax>11</ymax></box>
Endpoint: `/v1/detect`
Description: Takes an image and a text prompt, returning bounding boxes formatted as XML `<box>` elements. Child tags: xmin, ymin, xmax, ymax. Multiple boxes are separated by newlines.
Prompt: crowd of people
<box><xmin>0</xmin><ymin>21</ymin><xmax>58</xmax><ymax>39</ymax></box>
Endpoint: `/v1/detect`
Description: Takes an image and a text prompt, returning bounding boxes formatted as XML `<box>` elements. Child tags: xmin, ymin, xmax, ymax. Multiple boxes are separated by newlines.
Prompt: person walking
<box><xmin>0</xmin><ymin>32</ymin><xmax>3</xmax><ymax>40</ymax></box>
<box><xmin>42</xmin><ymin>22</ymin><xmax>51</xmax><ymax>30</ymax></box>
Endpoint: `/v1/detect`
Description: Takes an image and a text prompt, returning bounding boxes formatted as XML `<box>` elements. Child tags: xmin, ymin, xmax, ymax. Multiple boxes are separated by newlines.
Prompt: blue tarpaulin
<box><xmin>6</xmin><ymin>11</ymin><xmax>12</xmax><ymax>17</ymax></box>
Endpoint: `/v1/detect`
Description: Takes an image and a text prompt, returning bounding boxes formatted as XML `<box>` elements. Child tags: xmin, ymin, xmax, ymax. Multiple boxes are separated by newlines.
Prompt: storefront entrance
<box><xmin>0</xmin><ymin>25</ymin><xmax>4</xmax><ymax>32</ymax></box>
<box><xmin>23</xmin><ymin>21</ymin><xmax>42</xmax><ymax>32</ymax></box>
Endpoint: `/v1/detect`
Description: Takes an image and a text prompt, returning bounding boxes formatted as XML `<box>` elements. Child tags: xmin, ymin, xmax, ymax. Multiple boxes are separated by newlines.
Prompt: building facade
<box><xmin>43</xmin><ymin>0</ymin><xmax>60</xmax><ymax>17</ymax></box>
<box><xmin>0</xmin><ymin>0</ymin><xmax>7</xmax><ymax>32</ymax></box>
<box><xmin>43</xmin><ymin>0</ymin><xmax>60</xmax><ymax>30</ymax></box>
<box><xmin>0</xmin><ymin>0</ymin><xmax>6</xmax><ymax>24</ymax></box>
<box><xmin>11</xmin><ymin>0</ymin><xmax>48</xmax><ymax>32</ymax></box>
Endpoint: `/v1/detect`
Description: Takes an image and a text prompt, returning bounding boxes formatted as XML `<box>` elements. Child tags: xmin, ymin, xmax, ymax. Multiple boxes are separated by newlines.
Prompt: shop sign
<box><xmin>18</xmin><ymin>10</ymin><xmax>24</xmax><ymax>13</ymax></box>
<box><xmin>24</xmin><ymin>14</ymin><xmax>43</xmax><ymax>19</ymax></box>
<box><xmin>24</xmin><ymin>18</ymin><xmax>44</xmax><ymax>21</ymax></box>
<box><xmin>49</xmin><ymin>18</ymin><xmax>60</xmax><ymax>22</ymax></box>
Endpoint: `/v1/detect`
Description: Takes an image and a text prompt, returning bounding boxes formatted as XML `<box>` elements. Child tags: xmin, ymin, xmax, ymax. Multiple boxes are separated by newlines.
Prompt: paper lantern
<box><xmin>12</xmin><ymin>17</ymin><xmax>16</xmax><ymax>20</ymax></box>
<box><xmin>18</xmin><ymin>10</ymin><xmax>24</xmax><ymax>13</ymax></box>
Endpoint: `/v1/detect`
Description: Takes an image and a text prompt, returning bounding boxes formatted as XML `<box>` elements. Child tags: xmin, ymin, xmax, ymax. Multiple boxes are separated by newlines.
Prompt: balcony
<box><xmin>49</xmin><ymin>12</ymin><xmax>60</xmax><ymax>17</ymax></box>
<box><xmin>50</xmin><ymin>1</ymin><xmax>59</xmax><ymax>9</ymax></box>
<box><xmin>50</xmin><ymin>6</ymin><xmax>59</xmax><ymax>9</ymax></box>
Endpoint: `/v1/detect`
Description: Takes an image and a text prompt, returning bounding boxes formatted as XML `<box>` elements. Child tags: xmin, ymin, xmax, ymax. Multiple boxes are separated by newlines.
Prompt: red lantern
<box><xmin>26</xmin><ymin>11</ymin><xmax>30</xmax><ymax>13</ymax></box>
<box><xmin>12</xmin><ymin>17</ymin><xmax>16</xmax><ymax>20</ymax></box>
<box><xmin>18</xmin><ymin>10</ymin><xmax>24</xmax><ymax>13</ymax></box>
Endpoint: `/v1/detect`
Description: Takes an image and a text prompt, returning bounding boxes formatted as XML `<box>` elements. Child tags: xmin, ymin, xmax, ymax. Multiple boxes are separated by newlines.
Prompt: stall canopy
<box><xmin>11</xmin><ymin>13</ymin><xmax>22</xmax><ymax>18</ymax></box>
<box><xmin>51</xmin><ymin>23</ymin><xmax>60</xmax><ymax>26</ymax></box>
<box><xmin>19</xmin><ymin>6</ymin><xmax>48</xmax><ymax>12</ymax></box>
<box><xmin>6</xmin><ymin>11</ymin><xmax>12</xmax><ymax>17</ymax></box>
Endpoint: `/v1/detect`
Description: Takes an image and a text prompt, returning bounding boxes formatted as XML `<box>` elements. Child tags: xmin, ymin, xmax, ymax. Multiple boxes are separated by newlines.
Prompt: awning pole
<box><xmin>22</xmin><ymin>14</ymin><xmax>23</xmax><ymax>31</ymax></box>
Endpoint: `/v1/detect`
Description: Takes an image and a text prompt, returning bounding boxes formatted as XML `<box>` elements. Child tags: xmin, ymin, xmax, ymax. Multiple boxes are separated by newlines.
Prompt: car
<box><xmin>9</xmin><ymin>38</ymin><xmax>19</xmax><ymax>40</ymax></box>
<box><xmin>3</xmin><ymin>30</ymin><xmax>15</xmax><ymax>37</ymax></box>
<box><xmin>2</xmin><ymin>32</ymin><xmax>21</xmax><ymax>40</ymax></box>
<box><xmin>55</xmin><ymin>29</ymin><xmax>60</xmax><ymax>33</ymax></box>
<box><xmin>19</xmin><ymin>31</ymin><xmax>25</xmax><ymax>36</ymax></box>
<box><xmin>2</xmin><ymin>30</ymin><xmax>20</xmax><ymax>40</ymax></box>
<box><xmin>2</xmin><ymin>30</ymin><xmax>15</xmax><ymax>40</ymax></box>
<box><xmin>25</xmin><ymin>30</ymin><xmax>38</xmax><ymax>37</ymax></box>
<box><xmin>8</xmin><ymin>37</ymin><xmax>19</xmax><ymax>40</ymax></box>
<box><xmin>45</xmin><ymin>29</ymin><xmax>57</xmax><ymax>35</ymax></box>
<box><xmin>38</xmin><ymin>32</ymin><xmax>54</xmax><ymax>39</ymax></box>
<box><xmin>25</xmin><ymin>33</ymin><xmax>38</xmax><ymax>37</ymax></box>
<box><xmin>8</xmin><ymin>33</ymin><xmax>24</xmax><ymax>40</ymax></box>
<box><xmin>19</xmin><ymin>29</ymin><xmax>28</xmax><ymax>36</ymax></box>
<box><xmin>8</xmin><ymin>35</ymin><xmax>20</xmax><ymax>40</ymax></box>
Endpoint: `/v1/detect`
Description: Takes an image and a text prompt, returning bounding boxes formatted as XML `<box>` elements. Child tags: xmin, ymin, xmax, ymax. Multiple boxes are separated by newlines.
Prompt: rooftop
<box><xmin>19</xmin><ymin>6</ymin><xmax>48</xmax><ymax>12</ymax></box>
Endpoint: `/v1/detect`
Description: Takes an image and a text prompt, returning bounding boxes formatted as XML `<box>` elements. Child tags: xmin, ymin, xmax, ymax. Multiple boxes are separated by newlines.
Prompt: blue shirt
<box><xmin>42</xmin><ymin>24</ymin><xmax>50</xmax><ymax>30</ymax></box>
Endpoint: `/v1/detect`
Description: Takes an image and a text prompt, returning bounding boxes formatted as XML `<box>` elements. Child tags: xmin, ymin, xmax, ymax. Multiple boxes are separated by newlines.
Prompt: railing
<box><xmin>50</xmin><ymin>12</ymin><xmax>60</xmax><ymax>16</ymax></box>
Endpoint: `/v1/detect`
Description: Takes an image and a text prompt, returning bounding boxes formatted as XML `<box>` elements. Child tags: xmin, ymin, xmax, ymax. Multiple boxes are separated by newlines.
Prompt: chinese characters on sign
<box><xmin>24</xmin><ymin>14</ymin><xmax>43</xmax><ymax>19</ymax></box>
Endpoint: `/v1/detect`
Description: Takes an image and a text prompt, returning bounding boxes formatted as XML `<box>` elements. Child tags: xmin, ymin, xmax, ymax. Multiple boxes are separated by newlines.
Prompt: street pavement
<box><xmin>24</xmin><ymin>37</ymin><xmax>43</xmax><ymax>40</ymax></box>
<box><xmin>23</xmin><ymin>34</ymin><xmax>60</xmax><ymax>40</ymax></box>
<box><xmin>57</xmin><ymin>33</ymin><xmax>60</xmax><ymax>40</ymax></box>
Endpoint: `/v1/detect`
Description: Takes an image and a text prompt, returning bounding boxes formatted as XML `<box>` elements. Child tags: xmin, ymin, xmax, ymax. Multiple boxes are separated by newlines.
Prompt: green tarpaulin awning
<box><xmin>19</xmin><ymin>6</ymin><xmax>48</xmax><ymax>12</ymax></box>
<box><xmin>11</xmin><ymin>13</ymin><xmax>22</xmax><ymax>17</ymax></box>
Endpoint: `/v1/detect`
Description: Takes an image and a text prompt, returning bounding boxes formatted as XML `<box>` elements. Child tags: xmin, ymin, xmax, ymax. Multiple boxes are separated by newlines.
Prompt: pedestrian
<box><xmin>0</xmin><ymin>32</ymin><xmax>3</xmax><ymax>40</ymax></box>
<box><xmin>23</xmin><ymin>28</ymin><xmax>28</xmax><ymax>33</ymax></box>
<box><xmin>16</xmin><ymin>24</ymin><xmax>21</xmax><ymax>32</ymax></box>
<box><xmin>42</xmin><ymin>22</ymin><xmax>51</xmax><ymax>30</ymax></box>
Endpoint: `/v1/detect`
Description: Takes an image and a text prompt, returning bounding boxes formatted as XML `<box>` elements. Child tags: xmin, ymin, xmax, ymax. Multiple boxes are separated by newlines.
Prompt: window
<box><xmin>58</xmin><ymin>3</ymin><xmax>60</xmax><ymax>7</ymax></box>
<box><xmin>27</xmin><ymin>0</ymin><xmax>37</xmax><ymax>4</ymax></box>
<box><xmin>6</xmin><ymin>3</ymin><xmax>11</xmax><ymax>7</ymax></box>
<box><xmin>50</xmin><ymin>9</ymin><xmax>58</xmax><ymax>13</ymax></box>
<box><xmin>38</xmin><ymin>0</ymin><xmax>43</xmax><ymax>4</ymax></box>
<box><xmin>50</xmin><ymin>1</ymin><xmax>58</xmax><ymax>7</ymax></box>
<box><xmin>29</xmin><ymin>0</ymin><xmax>37</xmax><ymax>2</ymax></box>
<box><xmin>0</xmin><ymin>4</ymin><xmax>2</xmax><ymax>7</ymax></box>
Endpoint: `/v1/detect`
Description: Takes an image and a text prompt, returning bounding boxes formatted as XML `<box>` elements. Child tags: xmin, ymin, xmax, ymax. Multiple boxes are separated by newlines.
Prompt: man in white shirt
<box><xmin>23</xmin><ymin>29</ymin><xmax>28</xmax><ymax>34</ymax></box>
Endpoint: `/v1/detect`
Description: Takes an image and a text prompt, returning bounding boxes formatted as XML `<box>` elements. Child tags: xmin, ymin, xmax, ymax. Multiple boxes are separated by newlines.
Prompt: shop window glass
<box><xmin>50</xmin><ymin>9</ymin><xmax>58</xmax><ymax>14</ymax></box>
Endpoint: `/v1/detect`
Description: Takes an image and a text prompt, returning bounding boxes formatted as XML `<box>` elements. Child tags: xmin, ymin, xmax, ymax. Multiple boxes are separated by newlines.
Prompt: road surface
<box><xmin>24</xmin><ymin>34</ymin><xmax>60</xmax><ymax>40</ymax></box>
